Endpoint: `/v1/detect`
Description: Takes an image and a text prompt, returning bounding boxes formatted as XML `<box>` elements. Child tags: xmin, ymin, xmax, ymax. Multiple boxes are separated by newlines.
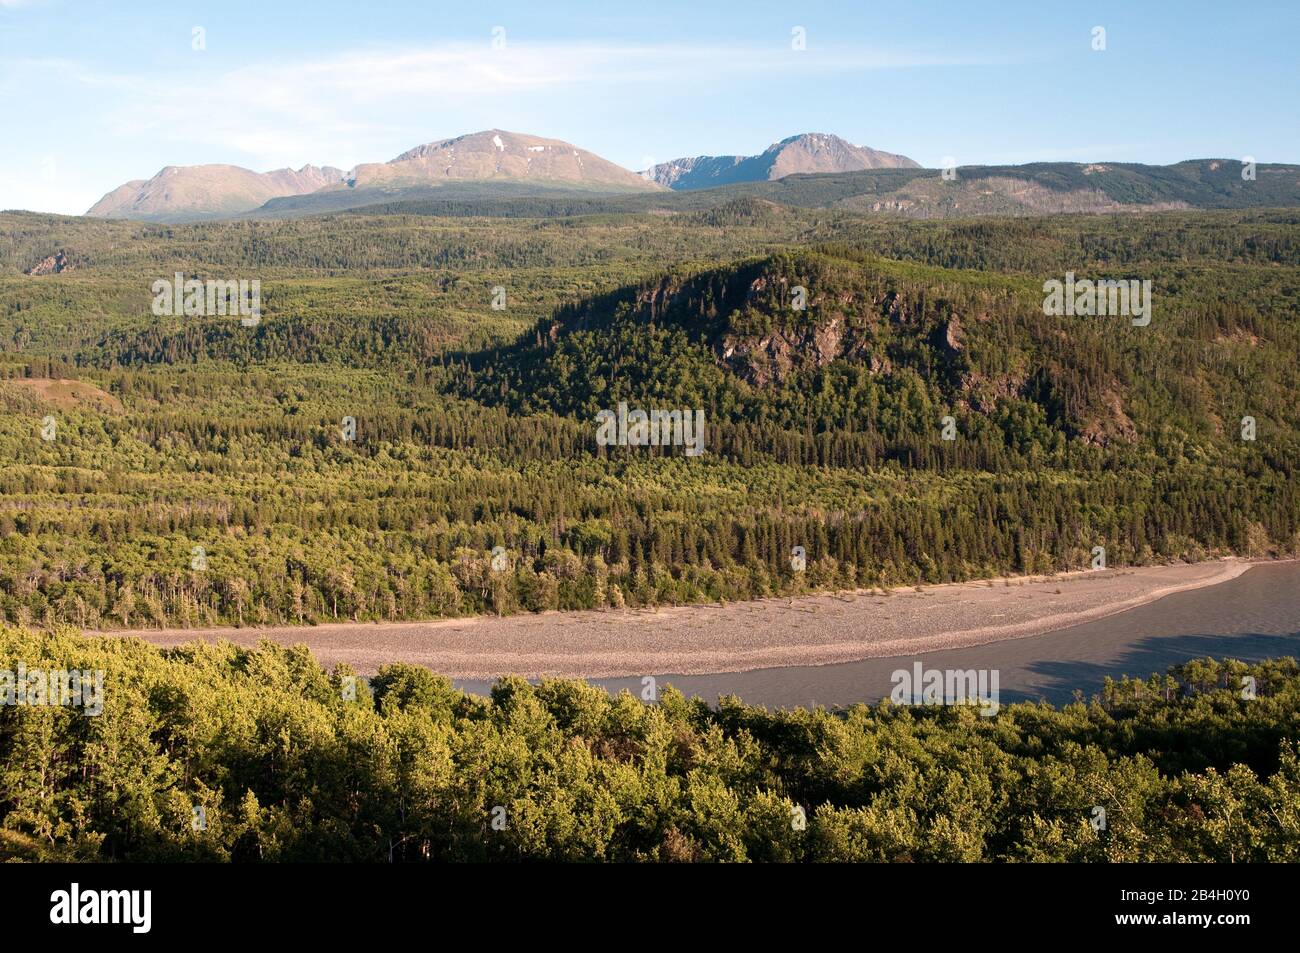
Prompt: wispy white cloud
<box><xmin>0</xmin><ymin>37</ymin><xmax>1022</xmax><ymax>212</ymax></box>
<box><xmin>8</xmin><ymin>39</ymin><xmax>1017</xmax><ymax>171</ymax></box>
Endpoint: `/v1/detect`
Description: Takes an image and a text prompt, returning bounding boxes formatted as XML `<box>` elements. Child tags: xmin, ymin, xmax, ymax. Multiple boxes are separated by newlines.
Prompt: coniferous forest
<box><xmin>1</xmin><ymin>208</ymin><xmax>1297</xmax><ymax>631</ymax></box>
<box><xmin>3</xmin><ymin>627</ymin><xmax>1299</xmax><ymax>862</ymax></box>
<box><xmin>1</xmin><ymin>201</ymin><xmax>1298</xmax><ymax>863</ymax></box>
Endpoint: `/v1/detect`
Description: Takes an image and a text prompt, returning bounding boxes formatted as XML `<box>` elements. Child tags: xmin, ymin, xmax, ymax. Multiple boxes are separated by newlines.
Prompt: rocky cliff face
<box><xmin>25</xmin><ymin>250</ymin><xmax>72</xmax><ymax>276</ymax></box>
<box><xmin>559</xmin><ymin>261</ymin><xmax>910</xmax><ymax>388</ymax></box>
<box><xmin>645</xmin><ymin>154</ymin><xmax>747</xmax><ymax>189</ymax></box>
<box><xmin>507</xmin><ymin>253</ymin><xmax>1141</xmax><ymax>446</ymax></box>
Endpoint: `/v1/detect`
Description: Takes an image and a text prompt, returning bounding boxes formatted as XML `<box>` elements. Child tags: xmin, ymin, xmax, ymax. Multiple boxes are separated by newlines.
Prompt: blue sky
<box><xmin>2</xmin><ymin>0</ymin><xmax>1297</xmax><ymax>214</ymax></box>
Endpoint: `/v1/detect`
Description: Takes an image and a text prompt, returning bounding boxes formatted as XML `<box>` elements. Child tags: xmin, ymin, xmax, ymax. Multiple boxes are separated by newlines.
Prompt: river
<box><xmin>455</xmin><ymin>561</ymin><xmax>1300</xmax><ymax>708</ymax></box>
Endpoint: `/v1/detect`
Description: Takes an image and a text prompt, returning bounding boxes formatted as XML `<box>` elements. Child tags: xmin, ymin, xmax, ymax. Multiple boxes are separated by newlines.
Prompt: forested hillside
<box><xmin>467</xmin><ymin>245</ymin><xmax>1300</xmax><ymax>457</ymax></box>
<box><xmin>3</xmin><ymin>626</ymin><xmax>1297</xmax><ymax>862</ymax></box>
<box><xmin>0</xmin><ymin>207</ymin><xmax>1297</xmax><ymax>629</ymax></box>
<box><xmin>297</xmin><ymin>159</ymin><xmax>1300</xmax><ymax>219</ymax></box>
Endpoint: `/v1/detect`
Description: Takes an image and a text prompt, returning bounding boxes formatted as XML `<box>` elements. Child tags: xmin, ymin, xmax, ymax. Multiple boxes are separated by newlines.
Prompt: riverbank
<box><xmin>89</xmin><ymin>558</ymin><xmax>1260</xmax><ymax>678</ymax></box>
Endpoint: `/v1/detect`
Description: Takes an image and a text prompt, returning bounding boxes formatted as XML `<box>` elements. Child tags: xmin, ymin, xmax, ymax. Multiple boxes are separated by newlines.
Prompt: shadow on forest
<box><xmin>1008</xmin><ymin>631</ymin><xmax>1300</xmax><ymax>705</ymax></box>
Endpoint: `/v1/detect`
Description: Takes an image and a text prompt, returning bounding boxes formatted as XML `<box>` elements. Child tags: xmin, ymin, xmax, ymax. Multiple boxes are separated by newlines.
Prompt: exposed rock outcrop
<box><xmin>26</xmin><ymin>250</ymin><xmax>72</xmax><ymax>276</ymax></box>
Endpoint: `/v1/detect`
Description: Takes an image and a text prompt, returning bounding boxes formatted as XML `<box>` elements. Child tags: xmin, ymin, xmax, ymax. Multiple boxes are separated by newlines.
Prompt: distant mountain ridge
<box><xmin>82</xmin><ymin>130</ymin><xmax>1300</xmax><ymax>224</ymax></box>
<box><xmin>645</xmin><ymin>133</ymin><xmax>919</xmax><ymax>190</ymax></box>
<box><xmin>86</xmin><ymin>164</ymin><xmax>344</xmax><ymax>222</ymax></box>
<box><xmin>87</xmin><ymin>130</ymin><xmax>659</xmax><ymax>223</ymax></box>
<box><xmin>301</xmin><ymin>159</ymin><xmax>1300</xmax><ymax>223</ymax></box>
<box><xmin>342</xmin><ymin>130</ymin><xmax>660</xmax><ymax>192</ymax></box>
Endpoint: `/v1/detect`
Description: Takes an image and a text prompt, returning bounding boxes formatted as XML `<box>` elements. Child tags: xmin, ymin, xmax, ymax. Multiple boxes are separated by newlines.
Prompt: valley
<box><xmin>2</xmin><ymin>205</ymin><xmax>1297</xmax><ymax>636</ymax></box>
<box><xmin>4</xmin><ymin>0</ymin><xmax>1300</xmax><ymax>879</ymax></box>
<box><xmin>95</xmin><ymin>559</ymin><xmax>1256</xmax><ymax>679</ymax></box>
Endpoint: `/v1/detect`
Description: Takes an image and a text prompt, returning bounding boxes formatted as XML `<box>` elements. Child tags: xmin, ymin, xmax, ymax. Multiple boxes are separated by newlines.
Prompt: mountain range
<box><xmin>85</xmin><ymin>131</ymin><xmax>915</xmax><ymax>222</ymax></box>
<box><xmin>87</xmin><ymin>164</ymin><xmax>345</xmax><ymax>221</ymax></box>
<box><xmin>643</xmin><ymin>133</ymin><xmax>919</xmax><ymax>190</ymax></box>
<box><xmin>86</xmin><ymin>129</ymin><xmax>667</xmax><ymax>222</ymax></box>
<box><xmin>80</xmin><ymin>130</ymin><xmax>1300</xmax><ymax>224</ymax></box>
